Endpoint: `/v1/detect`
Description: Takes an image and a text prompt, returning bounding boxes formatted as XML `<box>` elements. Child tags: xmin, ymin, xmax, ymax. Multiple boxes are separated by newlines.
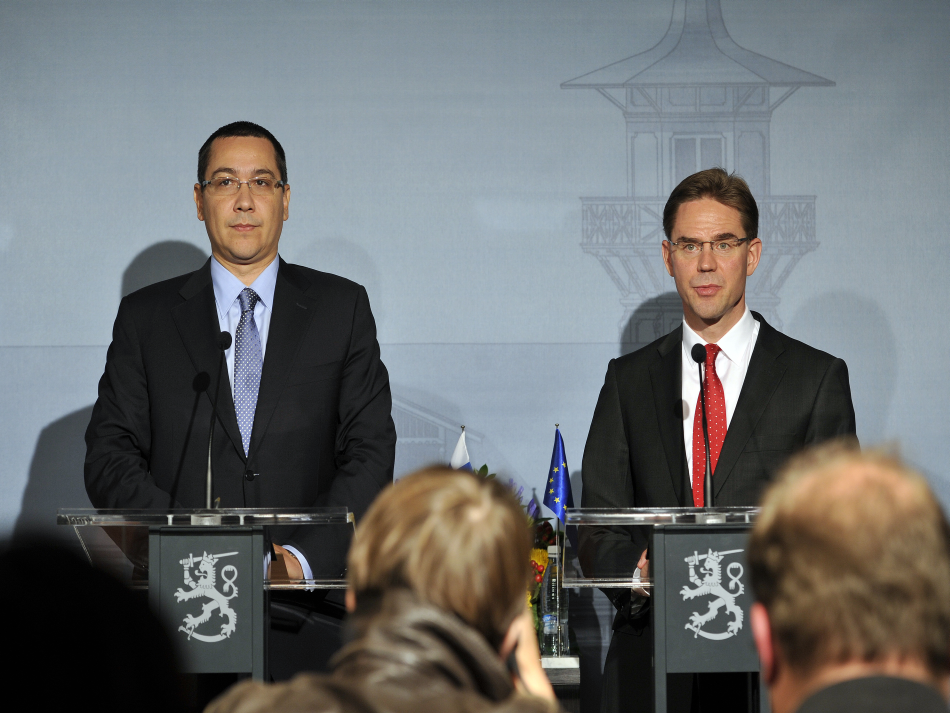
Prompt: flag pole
<box><xmin>555</xmin><ymin>423</ymin><xmax>562</xmax><ymax>656</ymax></box>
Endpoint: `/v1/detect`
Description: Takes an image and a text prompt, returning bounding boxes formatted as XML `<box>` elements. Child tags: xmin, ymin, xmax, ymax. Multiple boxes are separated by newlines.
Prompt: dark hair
<box><xmin>197</xmin><ymin>121</ymin><xmax>287</xmax><ymax>183</ymax></box>
<box><xmin>662</xmin><ymin>168</ymin><xmax>758</xmax><ymax>241</ymax></box>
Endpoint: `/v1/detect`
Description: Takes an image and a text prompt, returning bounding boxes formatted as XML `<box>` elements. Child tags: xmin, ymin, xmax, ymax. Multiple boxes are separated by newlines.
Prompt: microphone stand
<box><xmin>206</xmin><ymin>332</ymin><xmax>232</xmax><ymax>509</ymax></box>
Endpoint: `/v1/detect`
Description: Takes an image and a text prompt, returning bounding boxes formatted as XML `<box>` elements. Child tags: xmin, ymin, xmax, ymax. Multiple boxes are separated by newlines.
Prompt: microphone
<box><xmin>691</xmin><ymin>343</ymin><xmax>714</xmax><ymax>508</ymax></box>
<box><xmin>206</xmin><ymin>331</ymin><xmax>232</xmax><ymax>509</ymax></box>
<box><xmin>169</xmin><ymin>372</ymin><xmax>211</xmax><ymax>506</ymax></box>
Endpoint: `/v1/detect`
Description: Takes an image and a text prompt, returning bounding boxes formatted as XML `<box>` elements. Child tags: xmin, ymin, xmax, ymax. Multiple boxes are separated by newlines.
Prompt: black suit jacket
<box><xmin>580</xmin><ymin>312</ymin><xmax>856</xmax><ymax>621</ymax></box>
<box><xmin>85</xmin><ymin>258</ymin><xmax>396</xmax><ymax>575</ymax></box>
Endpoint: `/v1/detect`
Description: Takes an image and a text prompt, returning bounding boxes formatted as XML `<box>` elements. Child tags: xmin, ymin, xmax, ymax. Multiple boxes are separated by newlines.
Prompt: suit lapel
<box><xmin>714</xmin><ymin>313</ymin><xmax>787</xmax><ymax>497</ymax></box>
<box><xmin>649</xmin><ymin>327</ymin><xmax>688</xmax><ymax>506</ymax></box>
<box><xmin>171</xmin><ymin>260</ymin><xmax>245</xmax><ymax>461</ymax></box>
<box><xmin>247</xmin><ymin>259</ymin><xmax>316</xmax><ymax>462</ymax></box>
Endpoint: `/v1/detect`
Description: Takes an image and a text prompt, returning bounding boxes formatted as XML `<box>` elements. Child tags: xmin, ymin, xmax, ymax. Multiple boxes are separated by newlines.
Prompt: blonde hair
<box><xmin>749</xmin><ymin>442</ymin><xmax>950</xmax><ymax>678</ymax></box>
<box><xmin>347</xmin><ymin>467</ymin><xmax>533</xmax><ymax>648</ymax></box>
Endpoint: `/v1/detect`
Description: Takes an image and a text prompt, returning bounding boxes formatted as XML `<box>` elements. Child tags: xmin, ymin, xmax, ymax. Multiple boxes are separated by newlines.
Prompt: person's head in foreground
<box><xmin>749</xmin><ymin>443</ymin><xmax>950</xmax><ymax>713</ymax></box>
<box><xmin>207</xmin><ymin>466</ymin><xmax>558</xmax><ymax>713</ymax></box>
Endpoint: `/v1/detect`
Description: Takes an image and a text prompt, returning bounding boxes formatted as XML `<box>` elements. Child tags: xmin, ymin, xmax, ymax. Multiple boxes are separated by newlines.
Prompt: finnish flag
<box><xmin>450</xmin><ymin>429</ymin><xmax>472</xmax><ymax>471</ymax></box>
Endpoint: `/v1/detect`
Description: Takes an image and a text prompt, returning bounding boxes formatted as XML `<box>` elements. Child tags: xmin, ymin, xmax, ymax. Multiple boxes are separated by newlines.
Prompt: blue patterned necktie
<box><xmin>233</xmin><ymin>288</ymin><xmax>262</xmax><ymax>457</ymax></box>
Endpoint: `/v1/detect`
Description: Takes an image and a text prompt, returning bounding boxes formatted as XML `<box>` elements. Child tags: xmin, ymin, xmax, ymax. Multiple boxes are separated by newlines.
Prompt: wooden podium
<box><xmin>58</xmin><ymin>507</ymin><xmax>353</xmax><ymax>681</ymax></box>
<box><xmin>564</xmin><ymin>507</ymin><xmax>768</xmax><ymax>713</ymax></box>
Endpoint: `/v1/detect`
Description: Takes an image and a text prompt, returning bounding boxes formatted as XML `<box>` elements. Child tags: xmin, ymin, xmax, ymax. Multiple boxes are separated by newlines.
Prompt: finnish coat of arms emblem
<box><xmin>679</xmin><ymin>548</ymin><xmax>745</xmax><ymax>640</ymax></box>
<box><xmin>175</xmin><ymin>551</ymin><xmax>239</xmax><ymax>642</ymax></box>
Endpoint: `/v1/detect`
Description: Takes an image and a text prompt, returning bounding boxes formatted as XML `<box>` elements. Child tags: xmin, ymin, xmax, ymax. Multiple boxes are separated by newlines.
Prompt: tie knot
<box><xmin>239</xmin><ymin>288</ymin><xmax>260</xmax><ymax>313</ymax></box>
<box><xmin>704</xmin><ymin>343</ymin><xmax>722</xmax><ymax>365</ymax></box>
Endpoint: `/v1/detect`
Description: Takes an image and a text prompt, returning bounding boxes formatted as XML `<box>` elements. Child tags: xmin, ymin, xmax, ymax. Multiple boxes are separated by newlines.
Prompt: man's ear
<box><xmin>194</xmin><ymin>184</ymin><xmax>205</xmax><ymax>222</ymax></box>
<box><xmin>751</xmin><ymin>602</ymin><xmax>776</xmax><ymax>684</ymax></box>
<box><xmin>345</xmin><ymin>589</ymin><xmax>356</xmax><ymax>613</ymax></box>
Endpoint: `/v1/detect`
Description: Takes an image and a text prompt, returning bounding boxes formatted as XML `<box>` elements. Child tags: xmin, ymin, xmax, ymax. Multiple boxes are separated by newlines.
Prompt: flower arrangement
<box><xmin>474</xmin><ymin>464</ymin><xmax>555</xmax><ymax>638</ymax></box>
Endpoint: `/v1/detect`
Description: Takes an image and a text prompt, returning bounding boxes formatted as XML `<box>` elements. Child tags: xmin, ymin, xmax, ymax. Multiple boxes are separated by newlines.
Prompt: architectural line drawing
<box><xmin>562</xmin><ymin>0</ymin><xmax>834</xmax><ymax>342</ymax></box>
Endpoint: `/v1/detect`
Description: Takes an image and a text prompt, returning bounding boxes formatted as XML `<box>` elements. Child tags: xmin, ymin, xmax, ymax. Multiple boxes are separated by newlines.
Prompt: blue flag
<box><xmin>543</xmin><ymin>427</ymin><xmax>574</xmax><ymax>522</ymax></box>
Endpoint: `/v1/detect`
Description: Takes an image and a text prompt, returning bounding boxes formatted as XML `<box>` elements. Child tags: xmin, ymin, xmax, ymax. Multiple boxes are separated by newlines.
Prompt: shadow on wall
<box><xmin>13</xmin><ymin>241</ymin><xmax>208</xmax><ymax>542</ymax></box>
<box><xmin>786</xmin><ymin>292</ymin><xmax>896</xmax><ymax>444</ymax></box>
<box><xmin>288</xmin><ymin>237</ymin><xmax>385</xmax><ymax>327</ymax></box>
<box><xmin>620</xmin><ymin>292</ymin><xmax>683</xmax><ymax>357</ymax></box>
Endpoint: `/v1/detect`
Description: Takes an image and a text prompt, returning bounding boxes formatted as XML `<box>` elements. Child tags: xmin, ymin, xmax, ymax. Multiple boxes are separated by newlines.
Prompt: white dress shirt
<box><xmin>681</xmin><ymin>307</ymin><xmax>760</xmax><ymax>475</ymax></box>
<box><xmin>210</xmin><ymin>255</ymin><xmax>313</xmax><ymax>581</ymax></box>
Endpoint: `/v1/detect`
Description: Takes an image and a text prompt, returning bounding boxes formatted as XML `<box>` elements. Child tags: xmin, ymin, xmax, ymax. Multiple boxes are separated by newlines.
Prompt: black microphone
<box><xmin>206</xmin><ymin>331</ymin><xmax>232</xmax><ymax>509</ymax></box>
<box><xmin>691</xmin><ymin>343</ymin><xmax>714</xmax><ymax>508</ymax></box>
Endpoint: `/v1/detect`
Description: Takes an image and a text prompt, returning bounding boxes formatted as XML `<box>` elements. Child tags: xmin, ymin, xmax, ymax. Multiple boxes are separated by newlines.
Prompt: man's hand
<box><xmin>633</xmin><ymin>548</ymin><xmax>650</xmax><ymax>597</ymax></box>
<box><xmin>269</xmin><ymin>544</ymin><xmax>304</xmax><ymax>581</ymax></box>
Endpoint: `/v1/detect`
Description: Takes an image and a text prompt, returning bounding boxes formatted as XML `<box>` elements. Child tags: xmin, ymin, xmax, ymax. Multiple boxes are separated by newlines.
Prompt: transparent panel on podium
<box><xmin>561</xmin><ymin>507</ymin><xmax>758</xmax><ymax>591</ymax></box>
<box><xmin>57</xmin><ymin>508</ymin><xmax>355</xmax><ymax>590</ymax></box>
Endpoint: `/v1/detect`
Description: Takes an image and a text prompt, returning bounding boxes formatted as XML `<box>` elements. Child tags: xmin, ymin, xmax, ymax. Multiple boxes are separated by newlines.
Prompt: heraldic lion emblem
<box><xmin>175</xmin><ymin>551</ymin><xmax>239</xmax><ymax>643</ymax></box>
<box><xmin>679</xmin><ymin>548</ymin><xmax>745</xmax><ymax>641</ymax></box>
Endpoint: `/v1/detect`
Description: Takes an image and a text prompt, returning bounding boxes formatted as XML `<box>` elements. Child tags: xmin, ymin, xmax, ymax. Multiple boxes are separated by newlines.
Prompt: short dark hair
<box><xmin>197</xmin><ymin>121</ymin><xmax>287</xmax><ymax>183</ymax></box>
<box><xmin>663</xmin><ymin>168</ymin><xmax>758</xmax><ymax>241</ymax></box>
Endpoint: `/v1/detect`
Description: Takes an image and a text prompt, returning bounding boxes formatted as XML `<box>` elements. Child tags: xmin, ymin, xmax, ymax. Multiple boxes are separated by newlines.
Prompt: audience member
<box><xmin>749</xmin><ymin>444</ymin><xmax>950</xmax><ymax>713</ymax></box>
<box><xmin>207</xmin><ymin>467</ymin><xmax>560</xmax><ymax>713</ymax></box>
<box><xmin>0</xmin><ymin>539</ymin><xmax>185</xmax><ymax>712</ymax></box>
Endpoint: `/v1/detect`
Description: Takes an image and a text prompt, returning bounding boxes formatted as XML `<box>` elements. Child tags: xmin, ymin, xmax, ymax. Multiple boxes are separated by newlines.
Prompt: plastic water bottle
<box><xmin>558</xmin><ymin>577</ymin><xmax>570</xmax><ymax>655</ymax></box>
<box><xmin>540</xmin><ymin>545</ymin><xmax>560</xmax><ymax>656</ymax></box>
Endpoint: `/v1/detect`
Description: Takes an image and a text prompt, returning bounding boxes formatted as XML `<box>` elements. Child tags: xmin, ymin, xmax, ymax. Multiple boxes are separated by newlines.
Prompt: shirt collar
<box><xmin>682</xmin><ymin>307</ymin><xmax>756</xmax><ymax>363</ymax></box>
<box><xmin>210</xmin><ymin>255</ymin><xmax>279</xmax><ymax>321</ymax></box>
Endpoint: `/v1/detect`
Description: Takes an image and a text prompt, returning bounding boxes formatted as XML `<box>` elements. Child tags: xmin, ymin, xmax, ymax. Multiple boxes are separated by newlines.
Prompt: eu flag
<box><xmin>543</xmin><ymin>427</ymin><xmax>574</xmax><ymax>523</ymax></box>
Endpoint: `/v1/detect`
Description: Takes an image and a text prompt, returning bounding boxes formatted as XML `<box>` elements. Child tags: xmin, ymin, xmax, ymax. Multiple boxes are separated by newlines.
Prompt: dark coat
<box><xmin>796</xmin><ymin>676</ymin><xmax>947</xmax><ymax>713</ymax></box>
<box><xmin>84</xmin><ymin>258</ymin><xmax>396</xmax><ymax>575</ymax></box>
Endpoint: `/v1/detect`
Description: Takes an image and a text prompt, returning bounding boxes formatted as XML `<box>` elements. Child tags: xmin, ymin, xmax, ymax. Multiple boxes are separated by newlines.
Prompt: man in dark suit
<box><xmin>85</xmin><ymin>121</ymin><xmax>396</xmax><ymax>580</ymax></box>
<box><xmin>749</xmin><ymin>444</ymin><xmax>950</xmax><ymax>713</ymax></box>
<box><xmin>580</xmin><ymin>168</ymin><xmax>856</xmax><ymax>712</ymax></box>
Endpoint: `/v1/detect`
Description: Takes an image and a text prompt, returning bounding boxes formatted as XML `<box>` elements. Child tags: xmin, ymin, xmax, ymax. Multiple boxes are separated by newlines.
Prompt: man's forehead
<box><xmin>672</xmin><ymin>197</ymin><xmax>744</xmax><ymax>236</ymax></box>
<box><xmin>207</xmin><ymin>135</ymin><xmax>279</xmax><ymax>173</ymax></box>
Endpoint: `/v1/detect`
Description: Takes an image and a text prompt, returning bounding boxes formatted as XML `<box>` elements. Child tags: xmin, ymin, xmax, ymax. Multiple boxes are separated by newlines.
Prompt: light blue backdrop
<box><xmin>2</xmin><ymin>0</ymin><xmax>948</xmax><ymax>702</ymax></box>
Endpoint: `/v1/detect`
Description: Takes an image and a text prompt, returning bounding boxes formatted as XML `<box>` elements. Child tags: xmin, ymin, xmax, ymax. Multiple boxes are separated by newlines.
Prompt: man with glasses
<box><xmin>580</xmin><ymin>168</ymin><xmax>856</xmax><ymax>713</ymax></box>
<box><xmin>85</xmin><ymin>121</ymin><xmax>396</xmax><ymax>586</ymax></box>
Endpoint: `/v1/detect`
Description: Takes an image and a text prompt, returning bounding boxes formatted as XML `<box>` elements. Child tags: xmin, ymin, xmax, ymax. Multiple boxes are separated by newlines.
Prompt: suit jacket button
<box><xmin>244</xmin><ymin>470</ymin><xmax>257</xmax><ymax>482</ymax></box>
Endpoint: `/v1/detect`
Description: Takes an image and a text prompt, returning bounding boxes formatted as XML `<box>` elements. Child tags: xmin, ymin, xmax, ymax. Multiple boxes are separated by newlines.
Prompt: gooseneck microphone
<box><xmin>691</xmin><ymin>343</ymin><xmax>714</xmax><ymax>508</ymax></box>
<box><xmin>206</xmin><ymin>331</ymin><xmax>232</xmax><ymax>509</ymax></box>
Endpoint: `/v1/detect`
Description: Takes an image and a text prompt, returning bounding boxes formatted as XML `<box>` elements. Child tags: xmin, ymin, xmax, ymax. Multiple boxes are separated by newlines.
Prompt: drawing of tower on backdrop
<box><xmin>562</xmin><ymin>0</ymin><xmax>833</xmax><ymax>346</ymax></box>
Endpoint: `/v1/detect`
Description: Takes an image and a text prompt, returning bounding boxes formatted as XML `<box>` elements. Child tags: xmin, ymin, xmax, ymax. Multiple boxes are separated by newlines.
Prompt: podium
<box><xmin>563</xmin><ymin>507</ymin><xmax>766</xmax><ymax>713</ymax></box>
<box><xmin>57</xmin><ymin>507</ymin><xmax>354</xmax><ymax>681</ymax></box>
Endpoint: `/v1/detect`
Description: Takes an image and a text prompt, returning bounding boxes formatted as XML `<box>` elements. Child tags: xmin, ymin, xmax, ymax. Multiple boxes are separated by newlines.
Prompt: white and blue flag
<box><xmin>450</xmin><ymin>429</ymin><xmax>472</xmax><ymax>471</ymax></box>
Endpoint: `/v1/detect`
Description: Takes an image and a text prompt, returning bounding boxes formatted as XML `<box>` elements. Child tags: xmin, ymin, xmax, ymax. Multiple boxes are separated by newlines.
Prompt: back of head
<box><xmin>663</xmin><ymin>167</ymin><xmax>758</xmax><ymax>241</ymax></box>
<box><xmin>347</xmin><ymin>467</ymin><xmax>532</xmax><ymax>649</ymax></box>
<box><xmin>749</xmin><ymin>443</ymin><xmax>950</xmax><ymax>680</ymax></box>
<box><xmin>198</xmin><ymin>120</ymin><xmax>287</xmax><ymax>182</ymax></box>
<box><xmin>0</xmin><ymin>539</ymin><xmax>184</xmax><ymax>711</ymax></box>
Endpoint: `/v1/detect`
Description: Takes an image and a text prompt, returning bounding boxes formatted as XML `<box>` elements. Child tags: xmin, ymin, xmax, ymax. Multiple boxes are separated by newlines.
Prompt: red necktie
<box><xmin>692</xmin><ymin>343</ymin><xmax>726</xmax><ymax>507</ymax></box>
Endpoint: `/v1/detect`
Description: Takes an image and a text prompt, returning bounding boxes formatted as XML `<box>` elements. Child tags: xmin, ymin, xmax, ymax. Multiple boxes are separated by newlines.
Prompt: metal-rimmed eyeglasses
<box><xmin>667</xmin><ymin>237</ymin><xmax>751</xmax><ymax>259</ymax></box>
<box><xmin>200</xmin><ymin>176</ymin><xmax>286</xmax><ymax>197</ymax></box>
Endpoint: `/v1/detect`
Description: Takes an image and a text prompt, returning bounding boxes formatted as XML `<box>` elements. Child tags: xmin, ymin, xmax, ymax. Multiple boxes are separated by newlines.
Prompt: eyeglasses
<box><xmin>200</xmin><ymin>176</ymin><xmax>286</xmax><ymax>197</ymax></box>
<box><xmin>667</xmin><ymin>237</ymin><xmax>751</xmax><ymax>259</ymax></box>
